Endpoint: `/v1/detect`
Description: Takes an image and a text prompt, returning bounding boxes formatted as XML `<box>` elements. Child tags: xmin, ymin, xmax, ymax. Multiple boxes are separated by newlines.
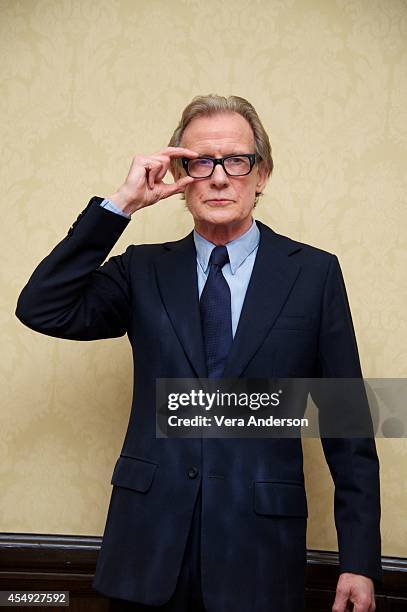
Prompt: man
<box><xmin>16</xmin><ymin>95</ymin><xmax>381</xmax><ymax>612</ymax></box>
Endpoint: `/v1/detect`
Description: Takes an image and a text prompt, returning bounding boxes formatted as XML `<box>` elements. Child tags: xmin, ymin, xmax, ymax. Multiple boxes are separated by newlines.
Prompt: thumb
<box><xmin>160</xmin><ymin>176</ymin><xmax>195</xmax><ymax>200</ymax></box>
<box><xmin>158</xmin><ymin>176</ymin><xmax>195</xmax><ymax>200</ymax></box>
<box><xmin>173</xmin><ymin>175</ymin><xmax>195</xmax><ymax>192</ymax></box>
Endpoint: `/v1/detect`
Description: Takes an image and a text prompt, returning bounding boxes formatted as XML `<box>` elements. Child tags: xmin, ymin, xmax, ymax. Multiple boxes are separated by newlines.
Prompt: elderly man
<box><xmin>16</xmin><ymin>95</ymin><xmax>381</xmax><ymax>612</ymax></box>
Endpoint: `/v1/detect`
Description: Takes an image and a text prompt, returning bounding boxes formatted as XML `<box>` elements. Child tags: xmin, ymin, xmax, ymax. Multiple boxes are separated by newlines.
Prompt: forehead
<box><xmin>180</xmin><ymin>112</ymin><xmax>255</xmax><ymax>155</ymax></box>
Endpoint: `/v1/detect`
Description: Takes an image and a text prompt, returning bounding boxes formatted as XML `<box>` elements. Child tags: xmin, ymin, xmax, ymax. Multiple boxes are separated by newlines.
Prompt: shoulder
<box><xmin>117</xmin><ymin>232</ymin><xmax>194</xmax><ymax>265</ymax></box>
<box><xmin>256</xmin><ymin>220</ymin><xmax>337</xmax><ymax>271</ymax></box>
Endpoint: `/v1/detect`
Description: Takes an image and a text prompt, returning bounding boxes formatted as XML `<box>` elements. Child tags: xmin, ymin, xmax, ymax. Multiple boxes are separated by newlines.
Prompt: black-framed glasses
<box><xmin>182</xmin><ymin>154</ymin><xmax>257</xmax><ymax>178</ymax></box>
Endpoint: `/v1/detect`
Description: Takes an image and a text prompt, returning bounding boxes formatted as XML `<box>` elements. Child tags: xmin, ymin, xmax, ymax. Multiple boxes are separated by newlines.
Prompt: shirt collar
<box><xmin>193</xmin><ymin>219</ymin><xmax>260</xmax><ymax>275</ymax></box>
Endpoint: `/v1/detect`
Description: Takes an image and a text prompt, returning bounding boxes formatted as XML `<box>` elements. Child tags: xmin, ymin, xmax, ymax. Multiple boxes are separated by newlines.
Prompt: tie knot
<box><xmin>209</xmin><ymin>245</ymin><xmax>229</xmax><ymax>269</ymax></box>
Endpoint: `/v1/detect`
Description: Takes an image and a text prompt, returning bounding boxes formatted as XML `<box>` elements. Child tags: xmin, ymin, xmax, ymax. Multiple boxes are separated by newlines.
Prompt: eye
<box><xmin>195</xmin><ymin>158</ymin><xmax>213</xmax><ymax>166</ymax></box>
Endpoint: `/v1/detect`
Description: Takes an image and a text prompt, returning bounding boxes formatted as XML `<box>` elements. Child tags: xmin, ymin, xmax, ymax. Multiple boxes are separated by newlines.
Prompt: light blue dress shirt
<box><xmin>100</xmin><ymin>198</ymin><xmax>260</xmax><ymax>337</ymax></box>
<box><xmin>193</xmin><ymin>222</ymin><xmax>259</xmax><ymax>337</ymax></box>
<box><xmin>100</xmin><ymin>198</ymin><xmax>131</xmax><ymax>218</ymax></box>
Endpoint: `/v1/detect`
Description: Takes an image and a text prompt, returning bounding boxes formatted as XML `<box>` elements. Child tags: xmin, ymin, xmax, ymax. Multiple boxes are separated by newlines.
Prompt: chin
<box><xmin>202</xmin><ymin>210</ymin><xmax>238</xmax><ymax>225</ymax></box>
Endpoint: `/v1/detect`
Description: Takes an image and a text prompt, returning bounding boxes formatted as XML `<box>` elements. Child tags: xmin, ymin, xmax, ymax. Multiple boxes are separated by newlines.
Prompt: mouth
<box><xmin>204</xmin><ymin>199</ymin><xmax>233</xmax><ymax>206</ymax></box>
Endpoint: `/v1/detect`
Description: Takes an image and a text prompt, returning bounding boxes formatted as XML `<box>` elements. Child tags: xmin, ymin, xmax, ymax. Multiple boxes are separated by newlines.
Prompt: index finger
<box><xmin>159</xmin><ymin>146</ymin><xmax>199</xmax><ymax>159</ymax></box>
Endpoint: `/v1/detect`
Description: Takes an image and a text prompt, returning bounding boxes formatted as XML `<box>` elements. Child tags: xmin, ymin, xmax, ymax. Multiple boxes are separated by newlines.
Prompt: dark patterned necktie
<box><xmin>200</xmin><ymin>245</ymin><xmax>233</xmax><ymax>378</ymax></box>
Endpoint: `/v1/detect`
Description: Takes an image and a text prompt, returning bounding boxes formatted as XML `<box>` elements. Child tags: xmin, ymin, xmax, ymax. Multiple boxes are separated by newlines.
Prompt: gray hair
<box><xmin>168</xmin><ymin>94</ymin><xmax>273</xmax><ymax>205</ymax></box>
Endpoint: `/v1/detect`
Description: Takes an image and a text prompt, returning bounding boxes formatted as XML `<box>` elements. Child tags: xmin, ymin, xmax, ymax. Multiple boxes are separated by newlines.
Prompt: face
<box><xmin>177</xmin><ymin>112</ymin><xmax>268</xmax><ymax>239</ymax></box>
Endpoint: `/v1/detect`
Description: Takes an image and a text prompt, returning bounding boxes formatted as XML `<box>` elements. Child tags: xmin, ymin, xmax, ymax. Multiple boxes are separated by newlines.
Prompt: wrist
<box><xmin>107</xmin><ymin>189</ymin><xmax>140</xmax><ymax>216</ymax></box>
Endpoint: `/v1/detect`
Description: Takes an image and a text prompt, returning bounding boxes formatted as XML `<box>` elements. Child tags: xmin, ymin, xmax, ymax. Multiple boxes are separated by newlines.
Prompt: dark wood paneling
<box><xmin>0</xmin><ymin>534</ymin><xmax>406</xmax><ymax>611</ymax></box>
<box><xmin>305</xmin><ymin>550</ymin><xmax>407</xmax><ymax>612</ymax></box>
<box><xmin>0</xmin><ymin>534</ymin><xmax>106</xmax><ymax>611</ymax></box>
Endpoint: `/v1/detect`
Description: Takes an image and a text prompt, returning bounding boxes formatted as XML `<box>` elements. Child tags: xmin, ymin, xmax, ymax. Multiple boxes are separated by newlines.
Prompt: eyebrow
<box><xmin>196</xmin><ymin>151</ymin><xmax>248</xmax><ymax>158</ymax></box>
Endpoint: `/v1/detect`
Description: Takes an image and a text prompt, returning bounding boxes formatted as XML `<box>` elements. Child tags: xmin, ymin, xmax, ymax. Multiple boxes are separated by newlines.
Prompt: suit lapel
<box><xmin>154</xmin><ymin>233</ymin><xmax>207</xmax><ymax>378</ymax></box>
<box><xmin>223</xmin><ymin>221</ymin><xmax>302</xmax><ymax>377</ymax></box>
<box><xmin>154</xmin><ymin>222</ymin><xmax>302</xmax><ymax>380</ymax></box>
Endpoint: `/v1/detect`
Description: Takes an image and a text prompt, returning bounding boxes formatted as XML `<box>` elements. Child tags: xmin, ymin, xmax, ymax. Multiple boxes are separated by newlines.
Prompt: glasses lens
<box><xmin>187</xmin><ymin>158</ymin><xmax>214</xmax><ymax>177</ymax></box>
<box><xmin>224</xmin><ymin>156</ymin><xmax>251</xmax><ymax>176</ymax></box>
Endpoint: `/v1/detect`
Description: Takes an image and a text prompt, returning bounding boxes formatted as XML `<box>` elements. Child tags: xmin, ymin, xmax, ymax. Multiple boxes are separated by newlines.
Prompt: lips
<box><xmin>205</xmin><ymin>199</ymin><xmax>233</xmax><ymax>205</ymax></box>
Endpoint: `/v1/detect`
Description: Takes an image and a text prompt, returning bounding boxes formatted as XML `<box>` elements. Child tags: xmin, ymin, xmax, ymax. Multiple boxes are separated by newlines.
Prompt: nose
<box><xmin>209</xmin><ymin>163</ymin><xmax>230</xmax><ymax>188</ymax></box>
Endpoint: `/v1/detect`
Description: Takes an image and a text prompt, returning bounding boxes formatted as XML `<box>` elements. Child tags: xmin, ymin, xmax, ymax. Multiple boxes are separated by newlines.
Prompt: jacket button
<box><xmin>187</xmin><ymin>467</ymin><xmax>199</xmax><ymax>479</ymax></box>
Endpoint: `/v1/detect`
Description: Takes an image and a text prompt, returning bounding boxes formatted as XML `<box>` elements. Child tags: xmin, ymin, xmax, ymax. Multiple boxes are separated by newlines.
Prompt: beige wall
<box><xmin>2</xmin><ymin>0</ymin><xmax>406</xmax><ymax>557</ymax></box>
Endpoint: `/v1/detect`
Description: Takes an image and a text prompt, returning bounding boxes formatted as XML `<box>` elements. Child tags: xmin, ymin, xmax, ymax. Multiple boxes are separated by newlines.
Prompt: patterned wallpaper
<box><xmin>2</xmin><ymin>0</ymin><xmax>406</xmax><ymax>556</ymax></box>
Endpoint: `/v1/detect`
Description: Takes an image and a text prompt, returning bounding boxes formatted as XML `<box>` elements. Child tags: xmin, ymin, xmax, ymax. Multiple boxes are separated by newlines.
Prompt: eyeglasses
<box><xmin>181</xmin><ymin>154</ymin><xmax>257</xmax><ymax>178</ymax></box>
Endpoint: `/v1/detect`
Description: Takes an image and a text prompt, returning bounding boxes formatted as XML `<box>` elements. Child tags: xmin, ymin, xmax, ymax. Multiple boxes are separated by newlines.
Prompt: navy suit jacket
<box><xmin>16</xmin><ymin>197</ymin><xmax>381</xmax><ymax>611</ymax></box>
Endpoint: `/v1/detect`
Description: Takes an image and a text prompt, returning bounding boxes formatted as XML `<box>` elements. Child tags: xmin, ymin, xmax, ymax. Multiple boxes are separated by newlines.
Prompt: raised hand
<box><xmin>107</xmin><ymin>147</ymin><xmax>198</xmax><ymax>216</ymax></box>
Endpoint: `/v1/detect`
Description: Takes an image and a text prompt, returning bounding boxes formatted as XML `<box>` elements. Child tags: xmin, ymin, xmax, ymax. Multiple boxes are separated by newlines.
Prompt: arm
<box><xmin>15</xmin><ymin>199</ymin><xmax>132</xmax><ymax>340</ymax></box>
<box><xmin>15</xmin><ymin>147</ymin><xmax>198</xmax><ymax>341</ymax></box>
<box><xmin>315</xmin><ymin>255</ymin><xmax>381</xmax><ymax>610</ymax></box>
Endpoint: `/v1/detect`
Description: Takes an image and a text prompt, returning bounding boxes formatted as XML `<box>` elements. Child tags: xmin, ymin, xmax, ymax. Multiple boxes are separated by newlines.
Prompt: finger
<box><xmin>173</xmin><ymin>175</ymin><xmax>195</xmax><ymax>192</ymax></box>
<box><xmin>160</xmin><ymin>176</ymin><xmax>195</xmax><ymax>199</ymax></box>
<box><xmin>153</xmin><ymin>155</ymin><xmax>188</xmax><ymax>188</ymax></box>
<box><xmin>158</xmin><ymin>146</ymin><xmax>199</xmax><ymax>159</ymax></box>
<box><xmin>146</xmin><ymin>160</ymin><xmax>164</xmax><ymax>190</ymax></box>
<box><xmin>149</xmin><ymin>155</ymin><xmax>172</xmax><ymax>183</ymax></box>
<box><xmin>353</xmin><ymin>597</ymin><xmax>374</xmax><ymax>612</ymax></box>
<box><xmin>145</xmin><ymin>164</ymin><xmax>154</xmax><ymax>190</ymax></box>
<box><xmin>332</xmin><ymin>588</ymin><xmax>349</xmax><ymax>612</ymax></box>
<box><xmin>156</xmin><ymin>163</ymin><xmax>169</xmax><ymax>183</ymax></box>
<box><xmin>148</xmin><ymin>154</ymin><xmax>182</xmax><ymax>184</ymax></box>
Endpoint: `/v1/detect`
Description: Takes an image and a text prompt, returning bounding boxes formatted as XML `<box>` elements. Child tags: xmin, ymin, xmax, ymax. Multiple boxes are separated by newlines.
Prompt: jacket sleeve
<box><xmin>15</xmin><ymin>197</ymin><xmax>132</xmax><ymax>341</ymax></box>
<box><xmin>314</xmin><ymin>254</ymin><xmax>382</xmax><ymax>584</ymax></box>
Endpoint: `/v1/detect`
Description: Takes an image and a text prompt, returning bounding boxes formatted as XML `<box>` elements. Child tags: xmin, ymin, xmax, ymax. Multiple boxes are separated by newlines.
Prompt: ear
<box><xmin>255</xmin><ymin>160</ymin><xmax>269</xmax><ymax>193</ymax></box>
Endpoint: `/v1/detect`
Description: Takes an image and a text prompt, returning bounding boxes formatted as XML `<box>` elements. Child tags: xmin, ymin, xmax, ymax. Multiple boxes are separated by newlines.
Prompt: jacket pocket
<box><xmin>111</xmin><ymin>455</ymin><xmax>158</xmax><ymax>493</ymax></box>
<box><xmin>254</xmin><ymin>481</ymin><xmax>308</xmax><ymax>517</ymax></box>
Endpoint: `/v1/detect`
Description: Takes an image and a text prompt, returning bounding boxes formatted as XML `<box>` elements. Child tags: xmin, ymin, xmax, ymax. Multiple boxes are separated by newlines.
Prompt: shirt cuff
<box><xmin>100</xmin><ymin>198</ymin><xmax>131</xmax><ymax>219</ymax></box>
